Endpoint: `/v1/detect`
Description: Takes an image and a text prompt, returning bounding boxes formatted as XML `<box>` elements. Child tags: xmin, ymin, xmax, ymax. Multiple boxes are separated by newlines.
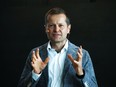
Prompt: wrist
<box><xmin>33</xmin><ymin>70</ymin><xmax>41</xmax><ymax>74</ymax></box>
<box><xmin>76</xmin><ymin>69</ymin><xmax>85</xmax><ymax>79</ymax></box>
<box><xmin>76</xmin><ymin>67</ymin><xmax>84</xmax><ymax>75</ymax></box>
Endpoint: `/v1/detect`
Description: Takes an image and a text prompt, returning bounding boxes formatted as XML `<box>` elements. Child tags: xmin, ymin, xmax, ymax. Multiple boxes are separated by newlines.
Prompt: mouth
<box><xmin>52</xmin><ymin>33</ymin><xmax>61</xmax><ymax>38</ymax></box>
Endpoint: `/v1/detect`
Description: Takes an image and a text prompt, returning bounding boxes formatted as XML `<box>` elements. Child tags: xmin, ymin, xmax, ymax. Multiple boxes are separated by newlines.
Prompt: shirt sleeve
<box><xmin>32</xmin><ymin>70</ymin><xmax>42</xmax><ymax>81</ymax></box>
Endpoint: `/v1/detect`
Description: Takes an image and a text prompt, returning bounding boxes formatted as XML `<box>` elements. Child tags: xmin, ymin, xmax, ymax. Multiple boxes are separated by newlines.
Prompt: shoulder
<box><xmin>29</xmin><ymin>42</ymin><xmax>48</xmax><ymax>54</ymax></box>
<box><xmin>68</xmin><ymin>41</ymin><xmax>89</xmax><ymax>54</ymax></box>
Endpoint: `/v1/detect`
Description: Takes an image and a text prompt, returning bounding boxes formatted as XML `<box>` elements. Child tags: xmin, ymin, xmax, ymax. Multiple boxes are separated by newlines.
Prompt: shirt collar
<box><xmin>47</xmin><ymin>40</ymin><xmax>68</xmax><ymax>52</ymax></box>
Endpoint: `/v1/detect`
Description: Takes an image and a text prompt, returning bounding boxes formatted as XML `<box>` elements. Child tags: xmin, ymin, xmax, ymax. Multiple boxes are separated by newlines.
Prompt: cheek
<box><xmin>47</xmin><ymin>32</ymin><xmax>52</xmax><ymax>38</ymax></box>
<box><xmin>63</xmin><ymin>30</ymin><xmax>69</xmax><ymax>37</ymax></box>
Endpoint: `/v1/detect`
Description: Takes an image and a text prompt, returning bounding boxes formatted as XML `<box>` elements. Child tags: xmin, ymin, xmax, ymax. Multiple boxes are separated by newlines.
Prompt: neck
<box><xmin>50</xmin><ymin>39</ymin><xmax>67</xmax><ymax>52</ymax></box>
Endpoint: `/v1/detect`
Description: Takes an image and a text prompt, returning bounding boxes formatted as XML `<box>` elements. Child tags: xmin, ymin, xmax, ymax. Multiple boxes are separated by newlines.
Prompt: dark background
<box><xmin>1</xmin><ymin>0</ymin><xmax>116</xmax><ymax>87</ymax></box>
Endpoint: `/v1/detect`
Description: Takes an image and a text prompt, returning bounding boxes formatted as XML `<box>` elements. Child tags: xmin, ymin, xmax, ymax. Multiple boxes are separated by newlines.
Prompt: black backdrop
<box><xmin>1</xmin><ymin>0</ymin><xmax>116</xmax><ymax>87</ymax></box>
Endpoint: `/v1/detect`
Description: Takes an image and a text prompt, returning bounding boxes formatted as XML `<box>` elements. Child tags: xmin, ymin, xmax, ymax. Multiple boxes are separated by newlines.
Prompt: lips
<box><xmin>52</xmin><ymin>33</ymin><xmax>61</xmax><ymax>37</ymax></box>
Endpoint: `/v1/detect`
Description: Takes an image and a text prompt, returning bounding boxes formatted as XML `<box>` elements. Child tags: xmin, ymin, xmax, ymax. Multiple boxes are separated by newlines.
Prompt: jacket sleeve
<box><xmin>81</xmin><ymin>50</ymin><xmax>98</xmax><ymax>87</ymax></box>
<box><xmin>17</xmin><ymin>50</ymin><xmax>39</xmax><ymax>87</ymax></box>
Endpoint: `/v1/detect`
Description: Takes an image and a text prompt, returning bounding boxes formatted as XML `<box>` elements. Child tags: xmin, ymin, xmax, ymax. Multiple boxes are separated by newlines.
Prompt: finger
<box><xmin>32</xmin><ymin>51</ymin><xmax>35</xmax><ymax>57</ymax></box>
<box><xmin>67</xmin><ymin>54</ymin><xmax>74</xmax><ymax>63</ymax></box>
<box><xmin>35</xmin><ymin>48</ymin><xmax>40</xmax><ymax>59</ymax></box>
<box><xmin>32</xmin><ymin>57</ymin><xmax>36</xmax><ymax>62</ymax></box>
<box><xmin>31</xmin><ymin>61</ymin><xmax>34</xmax><ymax>66</ymax></box>
<box><xmin>78</xmin><ymin>45</ymin><xmax>82</xmax><ymax>55</ymax></box>
<box><xmin>31</xmin><ymin>61</ymin><xmax>36</xmax><ymax>68</ymax></box>
<box><xmin>44</xmin><ymin>57</ymin><xmax>50</xmax><ymax>65</ymax></box>
<box><xmin>80</xmin><ymin>45</ymin><xmax>82</xmax><ymax>49</ymax></box>
<box><xmin>32</xmin><ymin>51</ymin><xmax>36</xmax><ymax>62</ymax></box>
<box><xmin>77</xmin><ymin>52</ymin><xmax>82</xmax><ymax>61</ymax></box>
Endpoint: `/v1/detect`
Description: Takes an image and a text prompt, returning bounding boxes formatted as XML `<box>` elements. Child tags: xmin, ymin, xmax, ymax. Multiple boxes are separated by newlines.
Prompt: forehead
<box><xmin>47</xmin><ymin>14</ymin><xmax>67</xmax><ymax>21</ymax></box>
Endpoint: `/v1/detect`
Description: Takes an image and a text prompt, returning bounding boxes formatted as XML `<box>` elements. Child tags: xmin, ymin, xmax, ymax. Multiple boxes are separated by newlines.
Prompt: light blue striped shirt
<box><xmin>47</xmin><ymin>40</ymin><xmax>68</xmax><ymax>87</ymax></box>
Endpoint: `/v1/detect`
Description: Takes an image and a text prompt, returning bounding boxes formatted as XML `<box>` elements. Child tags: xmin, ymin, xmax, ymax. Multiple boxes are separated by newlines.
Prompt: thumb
<box><xmin>67</xmin><ymin>54</ymin><xmax>74</xmax><ymax>63</ymax></box>
<box><xmin>44</xmin><ymin>57</ymin><xmax>50</xmax><ymax>65</ymax></box>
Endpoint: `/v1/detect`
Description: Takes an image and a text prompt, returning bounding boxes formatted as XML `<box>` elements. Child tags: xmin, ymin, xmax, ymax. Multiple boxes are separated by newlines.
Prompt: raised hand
<box><xmin>31</xmin><ymin>49</ymin><xmax>49</xmax><ymax>74</ymax></box>
<box><xmin>68</xmin><ymin>46</ymin><xmax>83</xmax><ymax>76</ymax></box>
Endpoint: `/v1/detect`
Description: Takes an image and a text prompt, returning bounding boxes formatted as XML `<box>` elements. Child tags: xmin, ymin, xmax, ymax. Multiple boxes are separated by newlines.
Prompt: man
<box><xmin>17</xmin><ymin>7</ymin><xmax>98</xmax><ymax>87</ymax></box>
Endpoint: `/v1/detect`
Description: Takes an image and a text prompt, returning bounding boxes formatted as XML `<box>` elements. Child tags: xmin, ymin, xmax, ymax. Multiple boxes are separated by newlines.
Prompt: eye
<box><xmin>59</xmin><ymin>24</ymin><xmax>64</xmax><ymax>28</ymax></box>
<box><xmin>48</xmin><ymin>24</ymin><xmax>54</xmax><ymax>29</ymax></box>
<box><xmin>48</xmin><ymin>24</ymin><xmax>53</xmax><ymax>27</ymax></box>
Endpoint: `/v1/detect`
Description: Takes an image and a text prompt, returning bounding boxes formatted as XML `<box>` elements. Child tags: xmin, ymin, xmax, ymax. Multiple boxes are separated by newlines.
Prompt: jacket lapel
<box><xmin>62</xmin><ymin>41</ymin><xmax>78</xmax><ymax>81</ymax></box>
<box><xmin>39</xmin><ymin>44</ymin><xmax>49</xmax><ymax>86</ymax></box>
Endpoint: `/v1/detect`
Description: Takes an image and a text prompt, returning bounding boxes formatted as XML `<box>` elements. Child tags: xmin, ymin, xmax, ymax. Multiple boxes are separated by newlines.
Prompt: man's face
<box><xmin>45</xmin><ymin>14</ymin><xmax>71</xmax><ymax>43</ymax></box>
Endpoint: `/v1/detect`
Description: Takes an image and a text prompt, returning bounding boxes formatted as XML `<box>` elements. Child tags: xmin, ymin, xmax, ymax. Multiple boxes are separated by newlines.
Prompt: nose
<box><xmin>54</xmin><ymin>25</ymin><xmax>60</xmax><ymax>32</ymax></box>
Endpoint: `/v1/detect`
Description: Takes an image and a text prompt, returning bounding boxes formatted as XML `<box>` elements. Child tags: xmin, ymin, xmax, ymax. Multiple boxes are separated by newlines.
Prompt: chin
<box><xmin>53</xmin><ymin>40</ymin><xmax>61</xmax><ymax>43</ymax></box>
<box><xmin>52</xmin><ymin>39</ymin><xmax>66</xmax><ymax>43</ymax></box>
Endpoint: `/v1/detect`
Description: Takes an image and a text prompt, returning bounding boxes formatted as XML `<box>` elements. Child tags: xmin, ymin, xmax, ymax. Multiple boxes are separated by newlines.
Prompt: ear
<box><xmin>67</xmin><ymin>24</ymin><xmax>71</xmax><ymax>34</ymax></box>
<box><xmin>45</xmin><ymin>29</ymin><xmax>49</xmax><ymax>33</ymax></box>
<box><xmin>44</xmin><ymin>25</ymin><xmax>48</xmax><ymax>33</ymax></box>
